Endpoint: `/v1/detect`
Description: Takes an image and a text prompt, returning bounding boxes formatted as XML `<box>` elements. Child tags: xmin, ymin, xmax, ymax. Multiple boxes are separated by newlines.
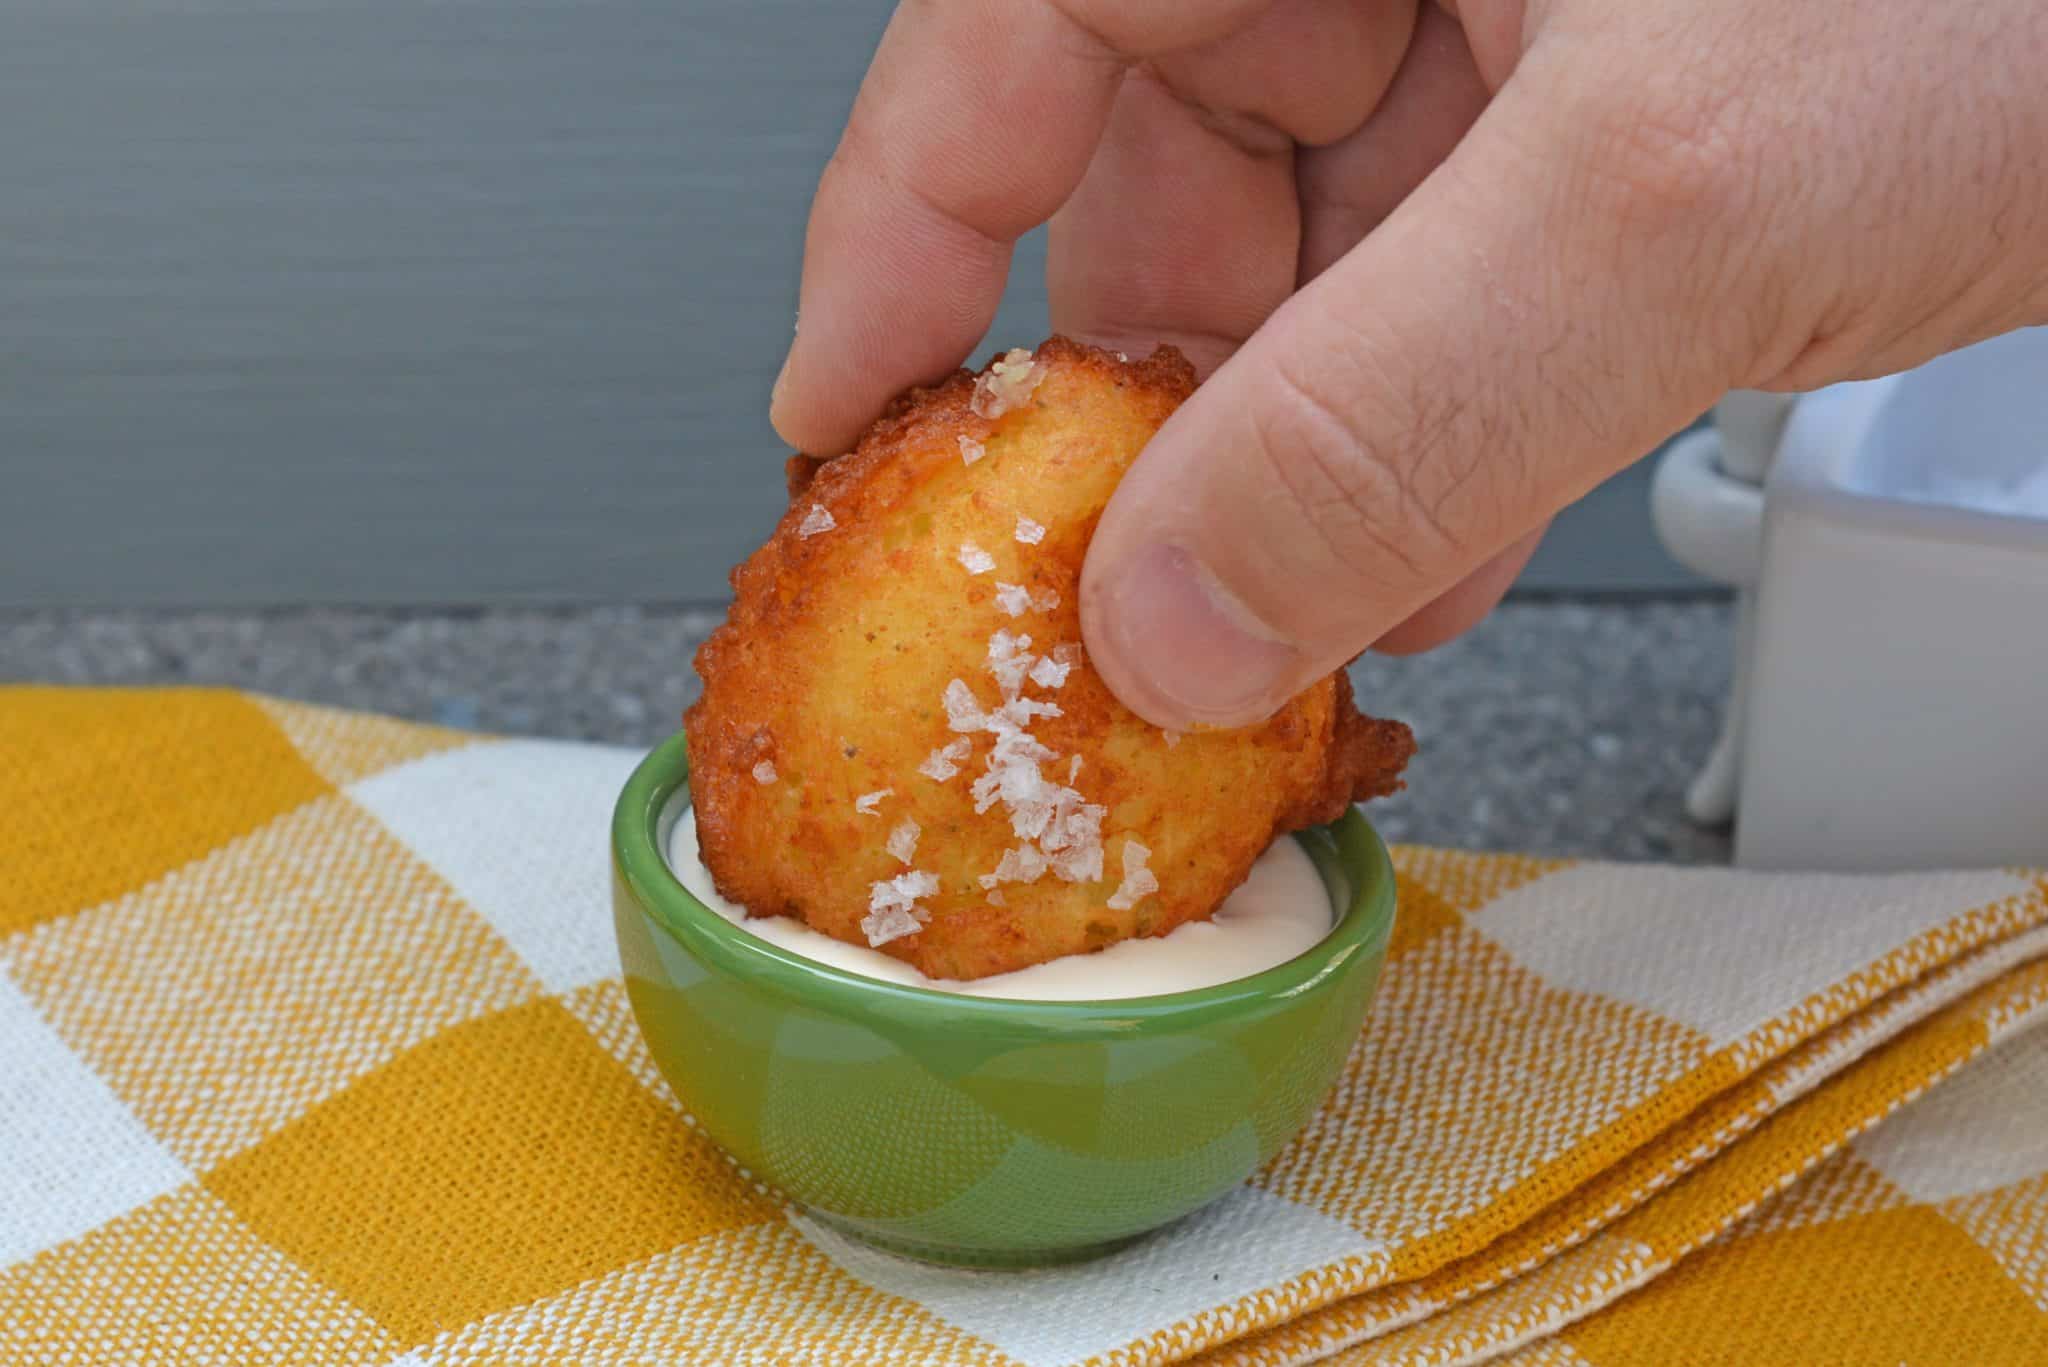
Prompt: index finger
<box><xmin>767</xmin><ymin>1</ymin><xmax>1266</xmax><ymax>454</ymax></box>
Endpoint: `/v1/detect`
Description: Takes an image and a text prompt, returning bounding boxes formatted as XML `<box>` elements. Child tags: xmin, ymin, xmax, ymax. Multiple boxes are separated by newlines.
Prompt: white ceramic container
<box><xmin>1730</xmin><ymin>328</ymin><xmax>2048</xmax><ymax>870</ymax></box>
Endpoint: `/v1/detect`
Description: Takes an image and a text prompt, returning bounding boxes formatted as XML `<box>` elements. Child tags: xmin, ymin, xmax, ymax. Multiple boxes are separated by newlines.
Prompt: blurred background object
<box><xmin>0</xmin><ymin>0</ymin><xmax>1702</xmax><ymax>610</ymax></box>
<box><xmin>1653</xmin><ymin>328</ymin><xmax>2048</xmax><ymax>871</ymax></box>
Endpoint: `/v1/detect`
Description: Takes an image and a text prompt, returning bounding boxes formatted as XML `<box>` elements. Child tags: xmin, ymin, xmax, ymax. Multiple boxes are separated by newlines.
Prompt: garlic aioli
<box><xmin>666</xmin><ymin>816</ymin><xmax>1336</xmax><ymax>1001</ymax></box>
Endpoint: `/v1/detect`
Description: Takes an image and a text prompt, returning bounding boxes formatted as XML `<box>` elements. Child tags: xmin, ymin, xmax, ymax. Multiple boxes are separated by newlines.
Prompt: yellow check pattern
<box><xmin>3</xmin><ymin>686</ymin><xmax>2045</xmax><ymax>1366</ymax></box>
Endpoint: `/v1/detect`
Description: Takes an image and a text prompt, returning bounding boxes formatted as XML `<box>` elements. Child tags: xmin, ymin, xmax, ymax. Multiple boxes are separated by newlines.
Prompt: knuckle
<box><xmin>1573</xmin><ymin>84</ymin><xmax>1760</xmax><ymax>237</ymax></box>
<box><xmin>827</xmin><ymin>107</ymin><xmax>1010</xmax><ymax>250</ymax></box>
<box><xmin>1252</xmin><ymin>356</ymin><xmax>1465</xmax><ymax>592</ymax></box>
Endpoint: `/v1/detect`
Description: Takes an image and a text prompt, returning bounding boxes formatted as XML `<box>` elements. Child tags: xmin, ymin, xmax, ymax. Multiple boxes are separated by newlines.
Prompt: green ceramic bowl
<box><xmin>612</xmin><ymin>731</ymin><xmax>1397</xmax><ymax>1267</ymax></box>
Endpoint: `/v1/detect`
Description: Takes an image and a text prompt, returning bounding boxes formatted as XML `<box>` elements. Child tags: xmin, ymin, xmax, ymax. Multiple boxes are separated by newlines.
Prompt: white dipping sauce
<box><xmin>666</xmin><ymin>816</ymin><xmax>1336</xmax><ymax>1001</ymax></box>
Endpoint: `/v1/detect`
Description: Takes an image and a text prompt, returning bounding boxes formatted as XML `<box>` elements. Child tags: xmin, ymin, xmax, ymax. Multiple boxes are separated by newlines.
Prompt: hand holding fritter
<box><xmin>689</xmin><ymin>339</ymin><xmax>1412</xmax><ymax>981</ymax></box>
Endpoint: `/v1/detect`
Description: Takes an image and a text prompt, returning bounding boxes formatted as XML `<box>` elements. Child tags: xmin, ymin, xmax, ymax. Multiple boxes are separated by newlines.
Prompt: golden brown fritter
<box><xmin>686</xmin><ymin>337</ymin><xmax>1413</xmax><ymax>981</ymax></box>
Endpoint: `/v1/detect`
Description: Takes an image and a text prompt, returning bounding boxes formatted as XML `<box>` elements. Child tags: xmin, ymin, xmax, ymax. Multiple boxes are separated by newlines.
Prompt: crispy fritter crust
<box><xmin>686</xmin><ymin>337</ymin><xmax>1413</xmax><ymax>980</ymax></box>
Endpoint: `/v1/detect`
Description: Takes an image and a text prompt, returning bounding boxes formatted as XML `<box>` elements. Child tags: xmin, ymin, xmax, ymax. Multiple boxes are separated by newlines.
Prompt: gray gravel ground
<box><xmin>2</xmin><ymin>598</ymin><xmax>1736</xmax><ymax>863</ymax></box>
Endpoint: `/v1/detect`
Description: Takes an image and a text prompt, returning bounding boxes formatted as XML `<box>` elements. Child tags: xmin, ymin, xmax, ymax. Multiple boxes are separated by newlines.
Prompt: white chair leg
<box><xmin>1652</xmin><ymin>402</ymin><xmax>1780</xmax><ymax>832</ymax></box>
<box><xmin>1684</xmin><ymin>591</ymin><xmax>1755</xmax><ymax>828</ymax></box>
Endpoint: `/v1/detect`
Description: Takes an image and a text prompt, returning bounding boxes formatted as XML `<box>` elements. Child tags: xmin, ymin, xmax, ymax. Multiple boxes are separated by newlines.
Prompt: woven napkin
<box><xmin>4</xmin><ymin>686</ymin><xmax>2047</xmax><ymax>1366</ymax></box>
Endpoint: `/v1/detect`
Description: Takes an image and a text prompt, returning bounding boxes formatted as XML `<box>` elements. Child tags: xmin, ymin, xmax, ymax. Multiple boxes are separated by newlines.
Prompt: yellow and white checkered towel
<box><xmin>5</xmin><ymin>686</ymin><xmax>2047</xmax><ymax>1366</ymax></box>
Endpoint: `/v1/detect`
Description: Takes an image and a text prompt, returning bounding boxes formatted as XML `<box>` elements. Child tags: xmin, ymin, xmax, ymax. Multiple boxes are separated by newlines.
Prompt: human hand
<box><xmin>769</xmin><ymin>0</ymin><xmax>2048</xmax><ymax>729</ymax></box>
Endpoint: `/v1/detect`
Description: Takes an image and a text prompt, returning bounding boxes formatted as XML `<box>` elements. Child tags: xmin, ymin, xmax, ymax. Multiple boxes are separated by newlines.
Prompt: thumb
<box><xmin>1080</xmin><ymin>51</ymin><xmax>1759</xmax><ymax>729</ymax></box>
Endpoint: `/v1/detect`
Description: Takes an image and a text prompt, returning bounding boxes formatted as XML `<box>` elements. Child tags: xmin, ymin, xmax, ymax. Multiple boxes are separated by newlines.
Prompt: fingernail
<box><xmin>1094</xmin><ymin>543</ymin><xmax>1302</xmax><ymax>727</ymax></box>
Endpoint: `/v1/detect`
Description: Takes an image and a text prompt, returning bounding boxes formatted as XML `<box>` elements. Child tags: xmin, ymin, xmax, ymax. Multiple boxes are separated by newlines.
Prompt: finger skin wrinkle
<box><xmin>1138</xmin><ymin>64</ymin><xmax>1298</xmax><ymax>160</ymax></box>
<box><xmin>1401</xmin><ymin>387</ymin><xmax>1507</xmax><ymax>550</ymax></box>
<box><xmin>827</xmin><ymin>90</ymin><xmax>1045</xmax><ymax>250</ymax></box>
<box><xmin>1030</xmin><ymin>0</ymin><xmax>1138</xmax><ymax>65</ymax></box>
<box><xmin>825</xmin><ymin>0</ymin><xmax>1133</xmax><ymax>246</ymax></box>
<box><xmin>1530</xmin><ymin>318</ymin><xmax>1613</xmax><ymax>451</ymax></box>
<box><xmin>860</xmin><ymin>140</ymin><xmax>1012</xmax><ymax>257</ymax></box>
<box><xmin>1257</xmin><ymin>355</ymin><xmax>1440</xmax><ymax>592</ymax></box>
<box><xmin>1139</xmin><ymin>0</ymin><xmax>1418</xmax><ymax>154</ymax></box>
<box><xmin>1296</xmin><ymin>174</ymin><xmax>1373</xmax><ymax>245</ymax></box>
<box><xmin>1566</xmin><ymin>69</ymin><xmax>1760</xmax><ymax>248</ymax></box>
<box><xmin>1293</xmin><ymin>297</ymin><xmax>1495</xmax><ymax>578</ymax></box>
<box><xmin>1045</xmin><ymin>0</ymin><xmax>1268</xmax><ymax>60</ymax></box>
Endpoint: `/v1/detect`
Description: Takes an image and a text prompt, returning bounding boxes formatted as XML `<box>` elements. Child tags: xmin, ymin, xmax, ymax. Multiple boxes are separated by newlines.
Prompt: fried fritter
<box><xmin>686</xmin><ymin>337</ymin><xmax>1413</xmax><ymax>981</ymax></box>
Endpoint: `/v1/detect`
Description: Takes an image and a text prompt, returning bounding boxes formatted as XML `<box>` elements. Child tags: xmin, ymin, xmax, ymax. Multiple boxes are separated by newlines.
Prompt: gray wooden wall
<box><xmin>0</xmin><ymin>0</ymin><xmax>1696</xmax><ymax>609</ymax></box>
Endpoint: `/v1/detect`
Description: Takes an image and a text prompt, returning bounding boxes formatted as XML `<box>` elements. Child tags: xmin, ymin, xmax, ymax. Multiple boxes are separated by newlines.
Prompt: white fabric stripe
<box><xmin>0</xmin><ymin>967</ymin><xmax>189</xmax><ymax>1265</ymax></box>
<box><xmin>795</xmin><ymin>1187</ymin><xmax>1383</xmax><ymax>1367</ymax></box>
<box><xmin>1468</xmin><ymin>863</ymin><xmax>2029</xmax><ymax>1048</ymax></box>
<box><xmin>1764</xmin><ymin>923</ymin><xmax>2048</xmax><ymax>1106</ymax></box>
<box><xmin>349</xmin><ymin>739</ymin><xmax>644</xmax><ymax>994</ymax></box>
<box><xmin>1855</xmin><ymin>1013</ymin><xmax>2048</xmax><ymax>1203</ymax></box>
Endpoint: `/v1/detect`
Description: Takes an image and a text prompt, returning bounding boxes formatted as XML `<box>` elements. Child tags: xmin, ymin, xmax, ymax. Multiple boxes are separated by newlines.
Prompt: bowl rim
<box><xmin>613</xmin><ymin>730</ymin><xmax>1397</xmax><ymax>1034</ymax></box>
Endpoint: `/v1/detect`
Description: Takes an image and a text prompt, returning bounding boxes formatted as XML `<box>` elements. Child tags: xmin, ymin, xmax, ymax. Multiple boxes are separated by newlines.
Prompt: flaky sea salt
<box><xmin>752</xmin><ymin>760</ymin><xmax>777</xmax><ymax>784</ymax></box>
<box><xmin>958</xmin><ymin>435</ymin><xmax>986</xmax><ymax>466</ymax></box>
<box><xmin>959</xmin><ymin>542</ymin><xmax>997</xmax><ymax>575</ymax></box>
<box><xmin>1037</xmin><ymin>791</ymin><xmax>1102</xmax><ymax>853</ymax></box>
<box><xmin>987</xmin><ymin>724</ymin><xmax>1056</xmax><ymax>768</ymax></box>
<box><xmin>967</xmin><ymin>686</ymin><xmax>1109</xmax><ymax>885</ymax></box>
<box><xmin>972</xmin><ymin>741</ymin><xmax>1045</xmax><ymax>815</ymax></box>
<box><xmin>944</xmin><ymin>678</ymin><xmax>988</xmax><ymax>732</ymax></box>
<box><xmin>1163</xmin><ymin>730</ymin><xmax>1182</xmax><ymax>748</ymax></box>
<box><xmin>995</xmin><ymin>697</ymin><xmax>1061</xmax><ymax>727</ymax></box>
<box><xmin>1051</xmin><ymin>842</ymin><xmax>1104</xmax><ymax>885</ymax></box>
<box><xmin>861</xmin><ymin>905</ymin><xmax>924</xmax><ymax>946</ymax></box>
<box><xmin>887</xmin><ymin>819</ymin><xmax>921</xmax><ymax>866</ymax></box>
<box><xmin>994</xmin><ymin>583</ymin><xmax>1059</xmax><ymax>618</ymax></box>
<box><xmin>986</xmin><ymin>889</ymin><xmax>1005</xmax><ymax>906</ymax></box>
<box><xmin>970</xmin><ymin>348</ymin><xmax>1045</xmax><ymax>419</ymax></box>
<box><xmin>863</xmin><ymin>869</ymin><xmax>940</xmax><ymax>946</ymax></box>
<box><xmin>1010</xmin><ymin>794</ymin><xmax>1055</xmax><ymax>842</ymax></box>
<box><xmin>979</xmin><ymin>844</ymin><xmax>1049</xmax><ymax>889</ymax></box>
<box><xmin>971</xmin><ymin>717</ymin><xmax>1057</xmax><ymax>818</ymax></box>
<box><xmin>943</xmin><ymin>612</ymin><xmax>1115</xmax><ymax>897</ymax></box>
<box><xmin>870</xmin><ymin>870</ymin><xmax>937</xmax><ymax>909</ymax></box>
<box><xmin>987</xmin><ymin>630</ymin><xmax>1035</xmax><ymax>696</ymax></box>
<box><xmin>994</xmin><ymin>582</ymin><xmax>1033</xmax><ymax>617</ymax></box>
<box><xmin>1028</xmin><ymin>656</ymin><xmax>1070</xmax><ymax>690</ymax></box>
<box><xmin>1022</xmin><ymin>790</ymin><xmax>1074</xmax><ymax>849</ymax></box>
<box><xmin>797</xmin><ymin>505</ymin><xmax>836</xmax><ymax>538</ymax></box>
<box><xmin>918</xmin><ymin>737</ymin><xmax>971</xmax><ymax>782</ymax></box>
<box><xmin>1014</xmin><ymin>515</ymin><xmax>1047</xmax><ymax>545</ymax></box>
<box><xmin>1106</xmin><ymin>840</ymin><xmax>1159</xmax><ymax>911</ymax></box>
<box><xmin>854</xmin><ymin>788</ymin><xmax>891</xmax><ymax>815</ymax></box>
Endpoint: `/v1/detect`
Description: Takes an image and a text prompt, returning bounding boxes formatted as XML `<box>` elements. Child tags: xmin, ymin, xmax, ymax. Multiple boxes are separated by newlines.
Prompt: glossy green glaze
<box><xmin>612</xmin><ymin>731</ymin><xmax>1397</xmax><ymax>1267</ymax></box>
